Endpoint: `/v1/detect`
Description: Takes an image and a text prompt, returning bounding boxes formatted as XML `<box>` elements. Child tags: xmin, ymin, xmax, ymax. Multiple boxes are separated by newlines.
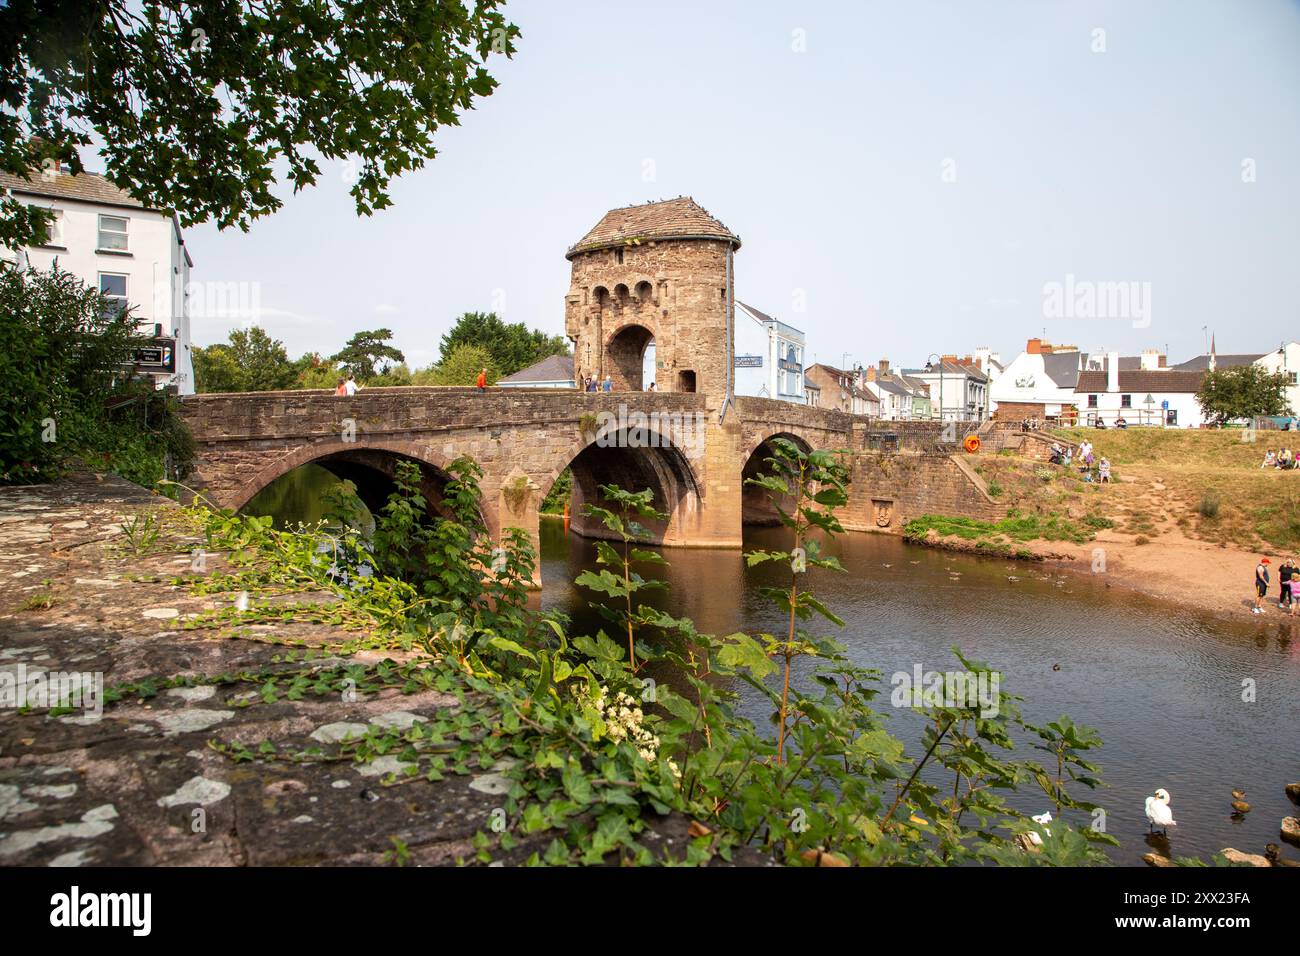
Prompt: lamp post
<box><xmin>926</xmin><ymin>353</ymin><xmax>944</xmax><ymax>422</ymax></box>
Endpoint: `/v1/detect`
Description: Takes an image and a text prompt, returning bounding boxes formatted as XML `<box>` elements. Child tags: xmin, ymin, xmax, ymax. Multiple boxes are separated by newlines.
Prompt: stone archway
<box><xmin>740</xmin><ymin>432</ymin><xmax>814</xmax><ymax>525</ymax></box>
<box><xmin>606</xmin><ymin>323</ymin><xmax>656</xmax><ymax>392</ymax></box>
<box><xmin>541</xmin><ymin>425</ymin><xmax>702</xmax><ymax>547</ymax></box>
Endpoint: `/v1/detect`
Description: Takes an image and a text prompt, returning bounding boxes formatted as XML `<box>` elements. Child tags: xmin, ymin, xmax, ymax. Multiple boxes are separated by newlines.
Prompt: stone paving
<box><xmin>0</xmin><ymin>473</ymin><xmax>761</xmax><ymax>867</ymax></box>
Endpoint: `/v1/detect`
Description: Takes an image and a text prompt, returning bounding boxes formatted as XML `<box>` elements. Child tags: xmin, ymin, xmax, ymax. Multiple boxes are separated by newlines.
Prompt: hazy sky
<box><xmin>180</xmin><ymin>0</ymin><xmax>1300</xmax><ymax>370</ymax></box>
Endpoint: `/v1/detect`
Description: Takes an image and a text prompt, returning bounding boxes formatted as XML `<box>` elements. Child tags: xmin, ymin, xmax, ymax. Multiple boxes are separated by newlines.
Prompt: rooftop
<box><xmin>497</xmin><ymin>353</ymin><xmax>574</xmax><ymax>385</ymax></box>
<box><xmin>0</xmin><ymin>168</ymin><xmax>149</xmax><ymax>211</ymax></box>
<box><xmin>567</xmin><ymin>197</ymin><xmax>740</xmax><ymax>259</ymax></box>
<box><xmin>1074</xmin><ymin>369</ymin><xmax>1205</xmax><ymax>394</ymax></box>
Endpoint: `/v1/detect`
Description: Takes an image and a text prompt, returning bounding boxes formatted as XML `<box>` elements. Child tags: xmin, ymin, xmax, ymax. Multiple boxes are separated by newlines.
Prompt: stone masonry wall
<box><xmin>565</xmin><ymin>238</ymin><xmax>733</xmax><ymax>401</ymax></box>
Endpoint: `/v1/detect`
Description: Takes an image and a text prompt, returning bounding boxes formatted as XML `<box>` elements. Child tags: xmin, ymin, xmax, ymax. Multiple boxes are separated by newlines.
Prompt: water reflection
<box><xmin>538</xmin><ymin>518</ymin><xmax>1300</xmax><ymax>866</ymax></box>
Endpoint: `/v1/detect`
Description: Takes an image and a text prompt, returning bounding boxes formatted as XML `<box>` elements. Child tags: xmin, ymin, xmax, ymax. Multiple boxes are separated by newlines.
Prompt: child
<box><xmin>1098</xmin><ymin>457</ymin><xmax>1111</xmax><ymax>483</ymax></box>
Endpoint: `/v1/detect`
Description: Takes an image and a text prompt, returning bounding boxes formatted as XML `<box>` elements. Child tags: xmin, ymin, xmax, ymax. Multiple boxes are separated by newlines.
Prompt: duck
<box><xmin>1145</xmin><ymin>788</ymin><xmax>1177</xmax><ymax>834</ymax></box>
<box><xmin>1025</xmin><ymin>810</ymin><xmax>1053</xmax><ymax>846</ymax></box>
<box><xmin>1231</xmin><ymin>789</ymin><xmax>1246</xmax><ymax>800</ymax></box>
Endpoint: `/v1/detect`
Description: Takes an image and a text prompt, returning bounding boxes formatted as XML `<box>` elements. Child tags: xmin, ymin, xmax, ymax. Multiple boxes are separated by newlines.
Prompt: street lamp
<box><xmin>926</xmin><ymin>353</ymin><xmax>944</xmax><ymax>422</ymax></box>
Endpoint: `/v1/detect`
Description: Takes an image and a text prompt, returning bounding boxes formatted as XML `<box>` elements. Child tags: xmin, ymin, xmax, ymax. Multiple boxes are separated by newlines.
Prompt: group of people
<box><xmin>1253</xmin><ymin>556</ymin><xmax>1300</xmax><ymax>615</ymax></box>
<box><xmin>1092</xmin><ymin>416</ymin><xmax>1128</xmax><ymax>429</ymax></box>
<box><xmin>576</xmin><ymin>373</ymin><xmax>659</xmax><ymax>393</ymax></box>
<box><xmin>1259</xmin><ymin>448</ymin><xmax>1300</xmax><ymax>469</ymax></box>
<box><xmin>333</xmin><ymin>374</ymin><xmax>358</xmax><ymax>396</ymax></box>
<box><xmin>1049</xmin><ymin>438</ymin><xmax>1111</xmax><ymax>482</ymax></box>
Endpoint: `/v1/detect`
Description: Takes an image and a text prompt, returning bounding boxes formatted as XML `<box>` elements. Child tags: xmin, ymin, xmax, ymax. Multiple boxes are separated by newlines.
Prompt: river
<box><xmin>245</xmin><ymin>469</ymin><xmax>1300</xmax><ymax>865</ymax></box>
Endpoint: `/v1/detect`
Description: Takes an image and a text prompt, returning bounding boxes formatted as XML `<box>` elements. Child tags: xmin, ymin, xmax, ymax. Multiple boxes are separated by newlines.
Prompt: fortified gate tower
<box><xmin>564</xmin><ymin>197</ymin><xmax>740</xmax><ymax>401</ymax></box>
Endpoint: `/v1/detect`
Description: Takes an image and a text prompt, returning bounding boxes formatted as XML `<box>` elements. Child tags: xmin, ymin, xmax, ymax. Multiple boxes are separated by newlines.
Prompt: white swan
<box><xmin>1145</xmin><ymin>788</ymin><xmax>1177</xmax><ymax>833</ymax></box>
<box><xmin>1026</xmin><ymin>811</ymin><xmax>1053</xmax><ymax>846</ymax></box>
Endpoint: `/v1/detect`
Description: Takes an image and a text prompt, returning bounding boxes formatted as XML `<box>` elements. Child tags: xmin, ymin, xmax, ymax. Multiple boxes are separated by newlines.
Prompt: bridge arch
<box><xmin>740</xmin><ymin>431</ymin><xmax>815</xmax><ymax>526</ymax></box>
<box><xmin>229</xmin><ymin>438</ymin><xmax>469</xmax><ymax>523</ymax></box>
<box><xmin>539</xmin><ymin>420</ymin><xmax>702</xmax><ymax>547</ymax></box>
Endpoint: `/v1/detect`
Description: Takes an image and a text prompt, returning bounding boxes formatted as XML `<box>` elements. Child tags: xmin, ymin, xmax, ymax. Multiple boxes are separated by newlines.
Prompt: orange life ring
<box><xmin>963</xmin><ymin>435</ymin><xmax>981</xmax><ymax>454</ymax></box>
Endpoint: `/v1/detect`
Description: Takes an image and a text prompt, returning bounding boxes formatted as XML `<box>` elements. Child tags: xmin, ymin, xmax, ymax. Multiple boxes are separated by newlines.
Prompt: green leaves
<box><xmin>716</xmin><ymin>632</ymin><xmax>779</xmax><ymax>680</ymax></box>
<box><xmin>1</xmin><ymin>1</ymin><xmax>521</xmax><ymax>249</ymax></box>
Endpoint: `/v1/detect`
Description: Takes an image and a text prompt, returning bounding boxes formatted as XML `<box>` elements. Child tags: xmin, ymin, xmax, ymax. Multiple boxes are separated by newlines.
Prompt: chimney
<box><xmin>1107</xmin><ymin>351</ymin><xmax>1120</xmax><ymax>392</ymax></box>
<box><xmin>1140</xmin><ymin>348</ymin><xmax>1161</xmax><ymax>371</ymax></box>
<box><xmin>864</xmin><ymin>366</ymin><xmax>876</xmax><ymax>383</ymax></box>
<box><xmin>878</xmin><ymin>358</ymin><xmax>889</xmax><ymax>373</ymax></box>
<box><xmin>1026</xmin><ymin>338</ymin><xmax>1042</xmax><ymax>354</ymax></box>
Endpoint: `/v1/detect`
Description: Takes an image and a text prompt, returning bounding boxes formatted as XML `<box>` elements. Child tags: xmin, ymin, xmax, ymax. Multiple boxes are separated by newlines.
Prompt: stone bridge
<box><xmin>179</xmin><ymin>388</ymin><xmax>1002</xmax><ymax>582</ymax></box>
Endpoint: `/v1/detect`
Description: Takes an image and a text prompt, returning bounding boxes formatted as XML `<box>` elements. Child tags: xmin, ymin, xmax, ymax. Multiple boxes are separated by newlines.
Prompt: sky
<box><xmin>176</xmin><ymin>0</ymin><xmax>1300</xmax><ymax>370</ymax></box>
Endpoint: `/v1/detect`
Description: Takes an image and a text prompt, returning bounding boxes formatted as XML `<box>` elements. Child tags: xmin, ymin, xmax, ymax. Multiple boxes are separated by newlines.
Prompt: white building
<box><xmin>1074</xmin><ymin>352</ymin><xmax>1206</xmax><ymax>428</ymax></box>
<box><xmin>732</xmin><ymin>301</ymin><xmax>806</xmax><ymax>404</ymax></box>
<box><xmin>1173</xmin><ymin>341</ymin><xmax>1300</xmax><ymax>417</ymax></box>
<box><xmin>0</xmin><ymin>166</ymin><xmax>194</xmax><ymax>393</ymax></box>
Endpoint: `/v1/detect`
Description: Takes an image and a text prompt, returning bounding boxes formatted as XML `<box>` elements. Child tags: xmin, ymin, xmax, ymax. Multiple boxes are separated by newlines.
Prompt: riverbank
<box><xmin>912</xmin><ymin>429</ymin><xmax>1300</xmax><ymax>624</ymax></box>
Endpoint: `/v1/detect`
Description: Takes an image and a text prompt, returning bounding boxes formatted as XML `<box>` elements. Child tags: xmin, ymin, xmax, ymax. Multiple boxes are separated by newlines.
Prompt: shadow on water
<box><xmin>538</xmin><ymin>517</ymin><xmax>1300</xmax><ymax>866</ymax></box>
<box><xmin>241</xmin><ymin>463</ymin><xmax>375</xmax><ymax>533</ymax></box>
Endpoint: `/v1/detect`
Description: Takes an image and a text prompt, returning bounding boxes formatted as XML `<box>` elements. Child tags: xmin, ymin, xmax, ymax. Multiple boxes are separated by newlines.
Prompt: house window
<box><xmin>98</xmin><ymin>214</ymin><xmax>129</xmax><ymax>251</ymax></box>
<box><xmin>1087</xmin><ymin>394</ymin><xmax>1098</xmax><ymax>408</ymax></box>
<box><xmin>1289</xmin><ymin>372</ymin><xmax>1298</xmax><ymax>385</ymax></box>
<box><xmin>33</xmin><ymin>207</ymin><xmax>62</xmax><ymax>245</ymax></box>
<box><xmin>99</xmin><ymin>273</ymin><xmax>128</xmax><ymax>318</ymax></box>
<box><xmin>1120</xmin><ymin>394</ymin><xmax>1132</xmax><ymax>408</ymax></box>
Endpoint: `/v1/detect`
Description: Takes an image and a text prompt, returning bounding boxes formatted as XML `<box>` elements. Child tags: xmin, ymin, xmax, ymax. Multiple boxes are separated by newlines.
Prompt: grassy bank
<box><xmin>903</xmin><ymin>510</ymin><xmax>1103</xmax><ymax>555</ymax></box>
<box><xmin>1050</xmin><ymin>427</ymin><xmax>1300</xmax><ymax>553</ymax></box>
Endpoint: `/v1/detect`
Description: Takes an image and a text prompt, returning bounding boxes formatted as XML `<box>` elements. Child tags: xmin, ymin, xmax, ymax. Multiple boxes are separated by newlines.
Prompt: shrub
<box><xmin>1197</xmin><ymin>491</ymin><xmax>1221</xmax><ymax>519</ymax></box>
<box><xmin>0</xmin><ymin>265</ymin><xmax>193</xmax><ymax>485</ymax></box>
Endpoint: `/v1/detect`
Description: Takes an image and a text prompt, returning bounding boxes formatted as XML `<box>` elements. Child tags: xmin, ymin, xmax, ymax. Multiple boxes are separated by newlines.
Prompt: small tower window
<box><xmin>615</xmin><ymin>248</ymin><xmax>624</xmax><ymax>265</ymax></box>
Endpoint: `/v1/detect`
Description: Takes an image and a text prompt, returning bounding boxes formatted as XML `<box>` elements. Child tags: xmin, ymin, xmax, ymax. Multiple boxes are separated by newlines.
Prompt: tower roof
<box><xmin>566</xmin><ymin>197</ymin><xmax>740</xmax><ymax>259</ymax></box>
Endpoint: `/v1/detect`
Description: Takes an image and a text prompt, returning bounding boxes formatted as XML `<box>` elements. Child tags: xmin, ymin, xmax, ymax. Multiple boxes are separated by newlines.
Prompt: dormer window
<box><xmin>98</xmin><ymin>214</ymin><xmax>129</xmax><ymax>252</ymax></box>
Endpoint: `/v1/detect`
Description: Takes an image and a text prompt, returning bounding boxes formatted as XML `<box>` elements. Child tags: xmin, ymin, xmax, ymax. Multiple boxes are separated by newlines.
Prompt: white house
<box><xmin>1173</xmin><ymin>341</ymin><xmax>1300</xmax><ymax>417</ymax></box>
<box><xmin>732</xmin><ymin>301</ymin><xmax>806</xmax><ymax>404</ymax></box>
<box><xmin>990</xmin><ymin>339</ymin><xmax>1091</xmax><ymax>421</ymax></box>
<box><xmin>0</xmin><ymin>165</ymin><xmax>195</xmax><ymax>393</ymax></box>
<box><xmin>1074</xmin><ymin>352</ymin><xmax>1206</xmax><ymax>428</ymax></box>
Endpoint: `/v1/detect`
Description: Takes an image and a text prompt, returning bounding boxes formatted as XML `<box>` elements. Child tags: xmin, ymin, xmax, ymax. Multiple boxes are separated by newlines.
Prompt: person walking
<box><xmin>586</xmin><ymin>375</ymin><xmax>598</xmax><ymax>393</ymax></box>
<box><xmin>1255</xmin><ymin>557</ymin><xmax>1271</xmax><ymax>613</ymax></box>
<box><xmin>476</xmin><ymin>367</ymin><xmax>488</xmax><ymax>392</ymax></box>
<box><xmin>344</xmin><ymin>374</ymin><xmax>358</xmax><ymax>396</ymax></box>
<box><xmin>334</xmin><ymin>378</ymin><xmax>347</xmax><ymax>396</ymax></box>
<box><xmin>601</xmin><ymin>375</ymin><xmax>613</xmax><ymax>392</ymax></box>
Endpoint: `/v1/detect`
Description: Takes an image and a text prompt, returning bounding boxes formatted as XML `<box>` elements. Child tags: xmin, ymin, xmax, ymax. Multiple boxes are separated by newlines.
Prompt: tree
<box><xmin>1196</xmin><ymin>364</ymin><xmax>1292</xmax><ymax>425</ymax></box>
<box><xmin>193</xmin><ymin>327</ymin><xmax>297</xmax><ymax>392</ymax></box>
<box><xmin>438</xmin><ymin>312</ymin><xmax>568</xmax><ymax>377</ymax></box>
<box><xmin>330</xmin><ymin>329</ymin><xmax>406</xmax><ymax>382</ymax></box>
<box><xmin>0</xmin><ymin>1</ymin><xmax>519</xmax><ymax>249</ymax></box>
<box><xmin>421</xmin><ymin>343</ymin><xmax>497</xmax><ymax>386</ymax></box>
<box><xmin>0</xmin><ymin>264</ymin><xmax>190</xmax><ymax>484</ymax></box>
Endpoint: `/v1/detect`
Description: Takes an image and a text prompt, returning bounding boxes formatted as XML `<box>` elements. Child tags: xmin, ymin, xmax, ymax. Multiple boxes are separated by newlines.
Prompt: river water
<box><xmin>245</xmin><ymin>470</ymin><xmax>1300</xmax><ymax>865</ymax></box>
<box><xmin>537</xmin><ymin>519</ymin><xmax>1300</xmax><ymax>866</ymax></box>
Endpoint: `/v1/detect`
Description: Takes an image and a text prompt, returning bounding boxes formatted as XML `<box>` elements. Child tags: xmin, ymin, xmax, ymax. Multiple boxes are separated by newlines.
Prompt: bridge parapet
<box><xmin>180</xmin><ymin>387</ymin><xmax>709</xmax><ymax>444</ymax></box>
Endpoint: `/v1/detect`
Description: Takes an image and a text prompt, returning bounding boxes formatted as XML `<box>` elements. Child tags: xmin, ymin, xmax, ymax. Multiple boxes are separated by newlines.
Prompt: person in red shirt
<box><xmin>476</xmin><ymin>368</ymin><xmax>487</xmax><ymax>392</ymax></box>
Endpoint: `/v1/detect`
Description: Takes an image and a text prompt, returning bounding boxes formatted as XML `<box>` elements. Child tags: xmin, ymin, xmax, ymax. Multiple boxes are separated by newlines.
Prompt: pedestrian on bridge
<box><xmin>476</xmin><ymin>367</ymin><xmax>488</xmax><ymax>392</ymax></box>
<box><xmin>602</xmin><ymin>375</ymin><xmax>613</xmax><ymax>392</ymax></box>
